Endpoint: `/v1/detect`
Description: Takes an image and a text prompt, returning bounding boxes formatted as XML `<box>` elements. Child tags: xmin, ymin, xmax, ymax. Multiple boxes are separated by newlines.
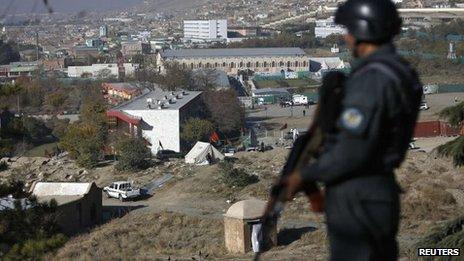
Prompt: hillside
<box><xmin>2</xmin><ymin>141</ymin><xmax>463</xmax><ymax>260</ymax></box>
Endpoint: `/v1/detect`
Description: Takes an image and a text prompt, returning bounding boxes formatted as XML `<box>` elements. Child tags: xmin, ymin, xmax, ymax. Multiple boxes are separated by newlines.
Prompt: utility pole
<box><xmin>35</xmin><ymin>31</ymin><xmax>40</xmax><ymax>61</ymax></box>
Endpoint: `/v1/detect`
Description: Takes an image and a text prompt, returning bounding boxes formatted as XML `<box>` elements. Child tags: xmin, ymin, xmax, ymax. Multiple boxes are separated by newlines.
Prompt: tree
<box><xmin>156</xmin><ymin>62</ymin><xmax>193</xmax><ymax>91</ymax></box>
<box><xmin>190</xmin><ymin>69</ymin><xmax>219</xmax><ymax>91</ymax></box>
<box><xmin>0</xmin><ymin>40</ymin><xmax>20</xmax><ymax>65</ymax></box>
<box><xmin>115</xmin><ymin>137</ymin><xmax>150</xmax><ymax>171</ymax></box>
<box><xmin>0</xmin><ymin>181</ymin><xmax>67</xmax><ymax>260</ymax></box>
<box><xmin>437</xmin><ymin>102</ymin><xmax>464</xmax><ymax>166</ymax></box>
<box><xmin>181</xmin><ymin>118</ymin><xmax>215</xmax><ymax>146</ymax></box>
<box><xmin>203</xmin><ymin>90</ymin><xmax>245</xmax><ymax>136</ymax></box>
<box><xmin>59</xmin><ymin>123</ymin><xmax>105</xmax><ymax>168</ymax></box>
<box><xmin>44</xmin><ymin>91</ymin><xmax>67</xmax><ymax>111</ymax></box>
<box><xmin>59</xmin><ymin>99</ymin><xmax>107</xmax><ymax>168</ymax></box>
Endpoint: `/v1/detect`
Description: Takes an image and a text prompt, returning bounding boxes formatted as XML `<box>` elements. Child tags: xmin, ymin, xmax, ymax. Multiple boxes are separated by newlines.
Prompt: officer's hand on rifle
<box><xmin>284</xmin><ymin>170</ymin><xmax>304</xmax><ymax>200</ymax></box>
<box><xmin>284</xmin><ymin>171</ymin><xmax>325</xmax><ymax>213</ymax></box>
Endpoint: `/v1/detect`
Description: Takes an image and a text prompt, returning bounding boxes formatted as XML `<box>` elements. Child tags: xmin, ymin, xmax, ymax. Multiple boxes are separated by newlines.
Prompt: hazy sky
<box><xmin>0</xmin><ymin>0</ymin><xmax>144</xmax><ymax>14</ymax></box>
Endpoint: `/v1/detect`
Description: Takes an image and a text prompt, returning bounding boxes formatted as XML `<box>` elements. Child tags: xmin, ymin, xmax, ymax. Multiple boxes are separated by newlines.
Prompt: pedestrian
<box><xmin>303</xmin><ymin>109</ymin><xmax>306</xmax><ymax>117</ymax></box>
<box><xmin>283</xmin><ymin>0</ymin><xmax>423</xmax><ymax>260</ymax></box>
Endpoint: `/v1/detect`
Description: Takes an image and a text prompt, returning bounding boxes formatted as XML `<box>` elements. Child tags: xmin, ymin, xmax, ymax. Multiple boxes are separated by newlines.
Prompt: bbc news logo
<box><xmin>418</xmin><ymin>248</ymin><xmax>460</xmax><ymax>256</ymax></box>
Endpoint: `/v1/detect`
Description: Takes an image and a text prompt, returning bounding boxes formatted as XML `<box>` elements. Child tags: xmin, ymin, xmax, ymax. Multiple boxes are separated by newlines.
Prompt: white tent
<box><xmin>185</xmin><ymin>141</ymin><xmax>225</xmax><ymax>165</ymax></box>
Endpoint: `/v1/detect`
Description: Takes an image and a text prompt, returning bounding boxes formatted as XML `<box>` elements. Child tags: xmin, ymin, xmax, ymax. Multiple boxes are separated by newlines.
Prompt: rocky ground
<box><xmin>1</xmin><ymin>139</ymin><xmax>463</xmax><ymax>260</ymax></box>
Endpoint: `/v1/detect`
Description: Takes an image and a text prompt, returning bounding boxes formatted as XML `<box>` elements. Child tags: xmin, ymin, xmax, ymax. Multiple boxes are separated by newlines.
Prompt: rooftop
<box><xmin>116</xmin><ymin>88</ymin><xmax>202</xmax><ymax>111</ymax></box>
<box><xmin>30</xmin><ymin>182</ymin><xmax>94</xmax><ymax>197</ymax></box>
<box><xmin>224</xmin><ymin>199</ymin><xmax>266</xmax><ymax>220</ymax></box>
<box><xmin>161</xmin><ymin>48</ymin><xmax>307</xmax><ymax>59</ymax></box>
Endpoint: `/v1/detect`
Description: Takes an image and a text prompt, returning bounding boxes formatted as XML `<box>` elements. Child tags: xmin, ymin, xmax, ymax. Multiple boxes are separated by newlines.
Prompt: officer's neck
<box><xmin>355</xmin><ymin>43</ymin><xmax>380</xmax><ymax>58</ymax></box>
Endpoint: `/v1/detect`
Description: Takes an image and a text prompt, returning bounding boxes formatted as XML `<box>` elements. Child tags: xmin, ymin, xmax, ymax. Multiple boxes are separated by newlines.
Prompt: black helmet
<box><xmin>334</xmin><ymin>0</ymin><xmax>402</xmax><ymax>43</ymax></box>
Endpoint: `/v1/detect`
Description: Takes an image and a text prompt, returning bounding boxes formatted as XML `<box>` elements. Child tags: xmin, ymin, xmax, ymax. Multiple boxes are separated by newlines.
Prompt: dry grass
<box><xmin>54</xmin><ymin>211</ymin><xmax>226</xmax><ymax>260</ymax></box>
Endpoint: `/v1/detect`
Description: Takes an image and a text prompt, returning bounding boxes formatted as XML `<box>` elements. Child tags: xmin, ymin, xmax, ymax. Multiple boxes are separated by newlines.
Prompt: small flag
<box><xmin>210</xmin><ymin>131</ymin><xmax>220</xmax><ymax>143</ymax></box>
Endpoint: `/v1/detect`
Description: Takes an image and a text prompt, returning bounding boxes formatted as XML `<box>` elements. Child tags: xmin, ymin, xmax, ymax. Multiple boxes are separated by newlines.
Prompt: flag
<box><xmin>210</xmin><ymin>131</ymin><xmax>220</xmax><ymax>143</ymax></box>
<box><xmin>159</xmin><ymin>141</ymin><xmax>163</xmax><ymax>150</ymax></box>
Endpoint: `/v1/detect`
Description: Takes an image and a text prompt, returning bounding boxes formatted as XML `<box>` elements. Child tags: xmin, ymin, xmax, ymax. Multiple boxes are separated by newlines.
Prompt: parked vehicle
<box><xmin>156</xmin><ymin>150</ymin><xmax>182</xmax><ymax>160</ymax></box>
<box><xmin>246</xmin><ymin>147</ymin><xmax>259</xmax><ymax>152</ymax></box>
<box><xmin>103</xmin><ymin>181</ymin><xmax>141</xmax><ymax>201</ymax></box>
<box><xmin>420</xmin><ymin>102</ymin><xmax>429</xmax><ymax>110</ymax></box>
<box><xmin>292</xmin><ymin>95</ymin><xmax>308</xmax><ymax>105</ymax></box>
<box><xmin>222</xmin><ymin>147</ymin><xmax>237</xmax><ymax>157</ymax></box>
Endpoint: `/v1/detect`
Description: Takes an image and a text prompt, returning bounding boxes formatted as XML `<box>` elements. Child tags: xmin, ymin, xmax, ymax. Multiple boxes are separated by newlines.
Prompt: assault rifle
<box><xmin>253</xmin><ymin>71</ymin><xmax>346</xmax><ymax>261</ymax></box>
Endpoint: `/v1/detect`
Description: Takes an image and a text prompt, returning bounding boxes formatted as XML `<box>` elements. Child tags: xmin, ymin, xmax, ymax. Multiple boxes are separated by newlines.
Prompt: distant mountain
<box><xmin>0</xmin><ymin>0</ymin><xmax>145</xmax><ymax>14</ymax></box>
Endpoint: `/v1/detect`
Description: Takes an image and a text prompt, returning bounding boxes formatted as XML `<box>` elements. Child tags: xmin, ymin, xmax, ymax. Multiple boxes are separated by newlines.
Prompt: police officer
<box><xmin>284</xmin><ymin>0</ymin><xmax>423</xmax><ymax>260</ymax></box>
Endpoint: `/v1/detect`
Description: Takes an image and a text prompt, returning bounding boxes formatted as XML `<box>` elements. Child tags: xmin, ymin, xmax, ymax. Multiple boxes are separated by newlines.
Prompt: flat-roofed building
<box><xmin>157</xmin><ymin>47</ymin><xmax>310</xmax><ymax>75</ymax></box>
<box><xmin>107</xmin><ymin>88</ymin><xmax>203</xmax><ymax>154</ymax></box>
<box><xmin>67</xmin><ymin>63</ymin><xmax>139</xmax><ymax>78</ymax></box>
<box><xmin>30</xmin><ymin>182</ymin><xmax>102</xmax><ymax>235</ymax></box>
<box><xmin>184</xmin><ymin>19</ymin><xmax>228</xmax><ymax>40</ymax></box>
<box><xmin>314</xmin><ymin>17</ymin><xmax>346</xmax><ymax>38</ymax></box>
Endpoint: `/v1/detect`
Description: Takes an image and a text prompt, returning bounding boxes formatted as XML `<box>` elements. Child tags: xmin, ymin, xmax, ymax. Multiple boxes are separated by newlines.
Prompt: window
<box><xmin>246</xmin><ymin>62</ymin><xmax>251</xmax><ymax>68</ymax></box>
<box><xmin>214</xmin><ymin>62</ymin><xmax>218</xmax><ymax>67</ymax></box>
<box><xmin>206</xmin><ymin>62</ymin><xmax>210</xmax><ymax>68</ymax></box>
<box><xmin>287</xmin><ymin>61</ymin><xmax>291</xmax><ymax>67</ymax></box>
<box><xmin>263</xmin><ymin>61</ymin><xmax>268</xmax><ymax>68</ymax></box>
<box><xmin>239</xmin><ymin>61</ymin><xmax>244</xmax><ymax>67</ymax></box>
<box><xmin>223</xmin><ymin>62</ymin><xmax>226</xmax><ymax>67</ymax></box>
<box><xmin>272</xmin><ymin>61</ymin><xmax>276</xmax><ymax>67</ymax></box>
<box><xmin>256</xmin><ymin>61</ymin><xmax>260</xmax><ymax>67</ymax></box>
<box><xmin>303</xmin><ymin>61</ymin><xmax>307</xmax><ymax>67</ymax></box>
<box><xmin>190</xmin><ymin>63</ymin><xmax>194</xmax><ymax>69</ymax></box>
<box><xmin>231</xmin><ymin>62</ymin><xmax>235</xmax><ymax>68</ymax></box>
<box><xmin>279</xmin><ymin>61</ymin><xmax>284</xmax><ymax>67</ymax></box>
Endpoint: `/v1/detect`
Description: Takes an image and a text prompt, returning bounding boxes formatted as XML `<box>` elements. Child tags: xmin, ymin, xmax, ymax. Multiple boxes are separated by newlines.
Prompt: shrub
<box><xmin>218</xmin><ymin>162</ymin><xmax>258</xmax><ymax>188</ymax></box>
<box><xmin>0</xmin><ymin>181</ymin><xmax>67</xmax><ymax>260</ymax></box>
<box><xmin>181</xmin><ymin>118</ymin><xmax>214</xmax><ymax>147</ymax></box>
<box><xmin>413</xmin><ymin>216</ymin><xmax>464</xmax><ymax>261</ymax></box>
<box><xmin>0</xmin><ymin>161</ymin><xmax>7</xmax><ymax>172</ymax></box>
<box><xmin>115</xmin><ymin>137</ymin><xmax>150</xmax><ymax>171</ymax></box>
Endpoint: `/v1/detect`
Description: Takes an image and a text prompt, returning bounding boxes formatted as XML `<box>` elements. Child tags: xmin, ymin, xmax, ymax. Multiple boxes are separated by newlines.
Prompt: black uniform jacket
<box><xmin>300</xmin><ymin>44</ymin><xmax>422</xmax><ymax>189</ymax></box>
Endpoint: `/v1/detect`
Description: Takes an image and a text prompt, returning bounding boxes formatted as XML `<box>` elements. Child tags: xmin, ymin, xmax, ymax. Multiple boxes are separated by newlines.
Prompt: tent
<box><xmin>185</xmin><ymin>141</ymin><xmax>225</xmax><ymax>165</ymax></box>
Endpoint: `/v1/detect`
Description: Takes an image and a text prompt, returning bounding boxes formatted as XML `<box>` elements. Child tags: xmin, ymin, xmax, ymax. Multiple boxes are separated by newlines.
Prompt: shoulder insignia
<box><xmin>341</xmin><ymin>108</ymin><xmax>364</xmax><ymax>130</ymax></box>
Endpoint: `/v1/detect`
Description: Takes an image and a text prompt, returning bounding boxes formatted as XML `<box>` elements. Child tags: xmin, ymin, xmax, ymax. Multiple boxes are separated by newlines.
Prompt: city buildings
<box><xmin>183</xmin><ymin>19</ymin><xmax>228</xmax><ymax>40</ymax></box>
<box><xmin>157</xmin><ymin>48</ymin><xmax>310</xmax><ymax>75</ymax></box>
<box><xmin>102</xmin><ymin>82</ymin><xmax>143</xmax><ymax>104</ymax></box>
<box><xmin>107</xmin><ymin>88</ymin><xmax>203</xmax><ymax>154</ymax></box>
<box><xmin>99</xmin><ymin>25</ymin><xmax>108</xmax><ymax>37</ymax></box>
<box><xmin>314</xmin><ymin>17</ymin><xmax>346</xmax><ymax>38</ymax></box>
<box><xmin>67</xmin><ymin>63</ymin><xmax>139</xmax><ymax>78</ymax></box>
<box><xmin>121</xmin><ymin>41</ymin><xmax>152</xmax><ymax>56</ymax></box>
<box><xmin>0</xmin><ymin>62</ymin><xmax>39</xmax><ymax>79</ymax></box>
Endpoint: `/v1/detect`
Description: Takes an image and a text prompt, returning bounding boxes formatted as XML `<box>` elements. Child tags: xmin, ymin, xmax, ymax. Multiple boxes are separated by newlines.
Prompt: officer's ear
<box><xmin>343</xmin><ymin>34</ymin><xmax>356</xmax><ymax>50</ymax></box>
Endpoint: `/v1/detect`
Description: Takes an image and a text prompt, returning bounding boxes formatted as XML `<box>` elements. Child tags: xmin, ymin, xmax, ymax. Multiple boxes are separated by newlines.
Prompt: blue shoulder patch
<box><xmin>341</xmin><ymin>108</ymin><xmax>364</xmax><ymax>130</ymax></box>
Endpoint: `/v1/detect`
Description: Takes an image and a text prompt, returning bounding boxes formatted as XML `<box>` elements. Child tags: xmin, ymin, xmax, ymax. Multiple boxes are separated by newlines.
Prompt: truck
<box><xmin>103</xmin><ymin>181</ymin><xmax>141</xmax><ymax>201</ymax></box>
<box><xmin>292</xmin><ymin>94</ymin><xmax>308</xmax><ymax>105</ymax></box>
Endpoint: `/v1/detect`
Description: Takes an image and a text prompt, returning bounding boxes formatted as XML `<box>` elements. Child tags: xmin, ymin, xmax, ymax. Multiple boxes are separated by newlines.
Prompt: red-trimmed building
<box><xmin>102</xmin><ymin>83</ymin><xmax>143</xmax><ymax>104</ymax></box>
<box><xmin>107</xmin><ymin>88</ymin><xmax>203</xmax><ymax>154</ymax></box>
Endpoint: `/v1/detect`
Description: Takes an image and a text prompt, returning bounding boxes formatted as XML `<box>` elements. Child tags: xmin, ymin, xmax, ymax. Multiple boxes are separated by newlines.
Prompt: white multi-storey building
<box><xmin>107</xmin><ymin>88</ymin><xmax>203</xmax><ymax>154</ymax></box>
<box><xmin>314</xmin><ymin>17</ymin><xmax>346</xmax><ymax>38</ymax></box>
<box><xmin>183</xmin><ymin>19</ymin><xmax>228</xmax><ymax>40</ymax></box>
